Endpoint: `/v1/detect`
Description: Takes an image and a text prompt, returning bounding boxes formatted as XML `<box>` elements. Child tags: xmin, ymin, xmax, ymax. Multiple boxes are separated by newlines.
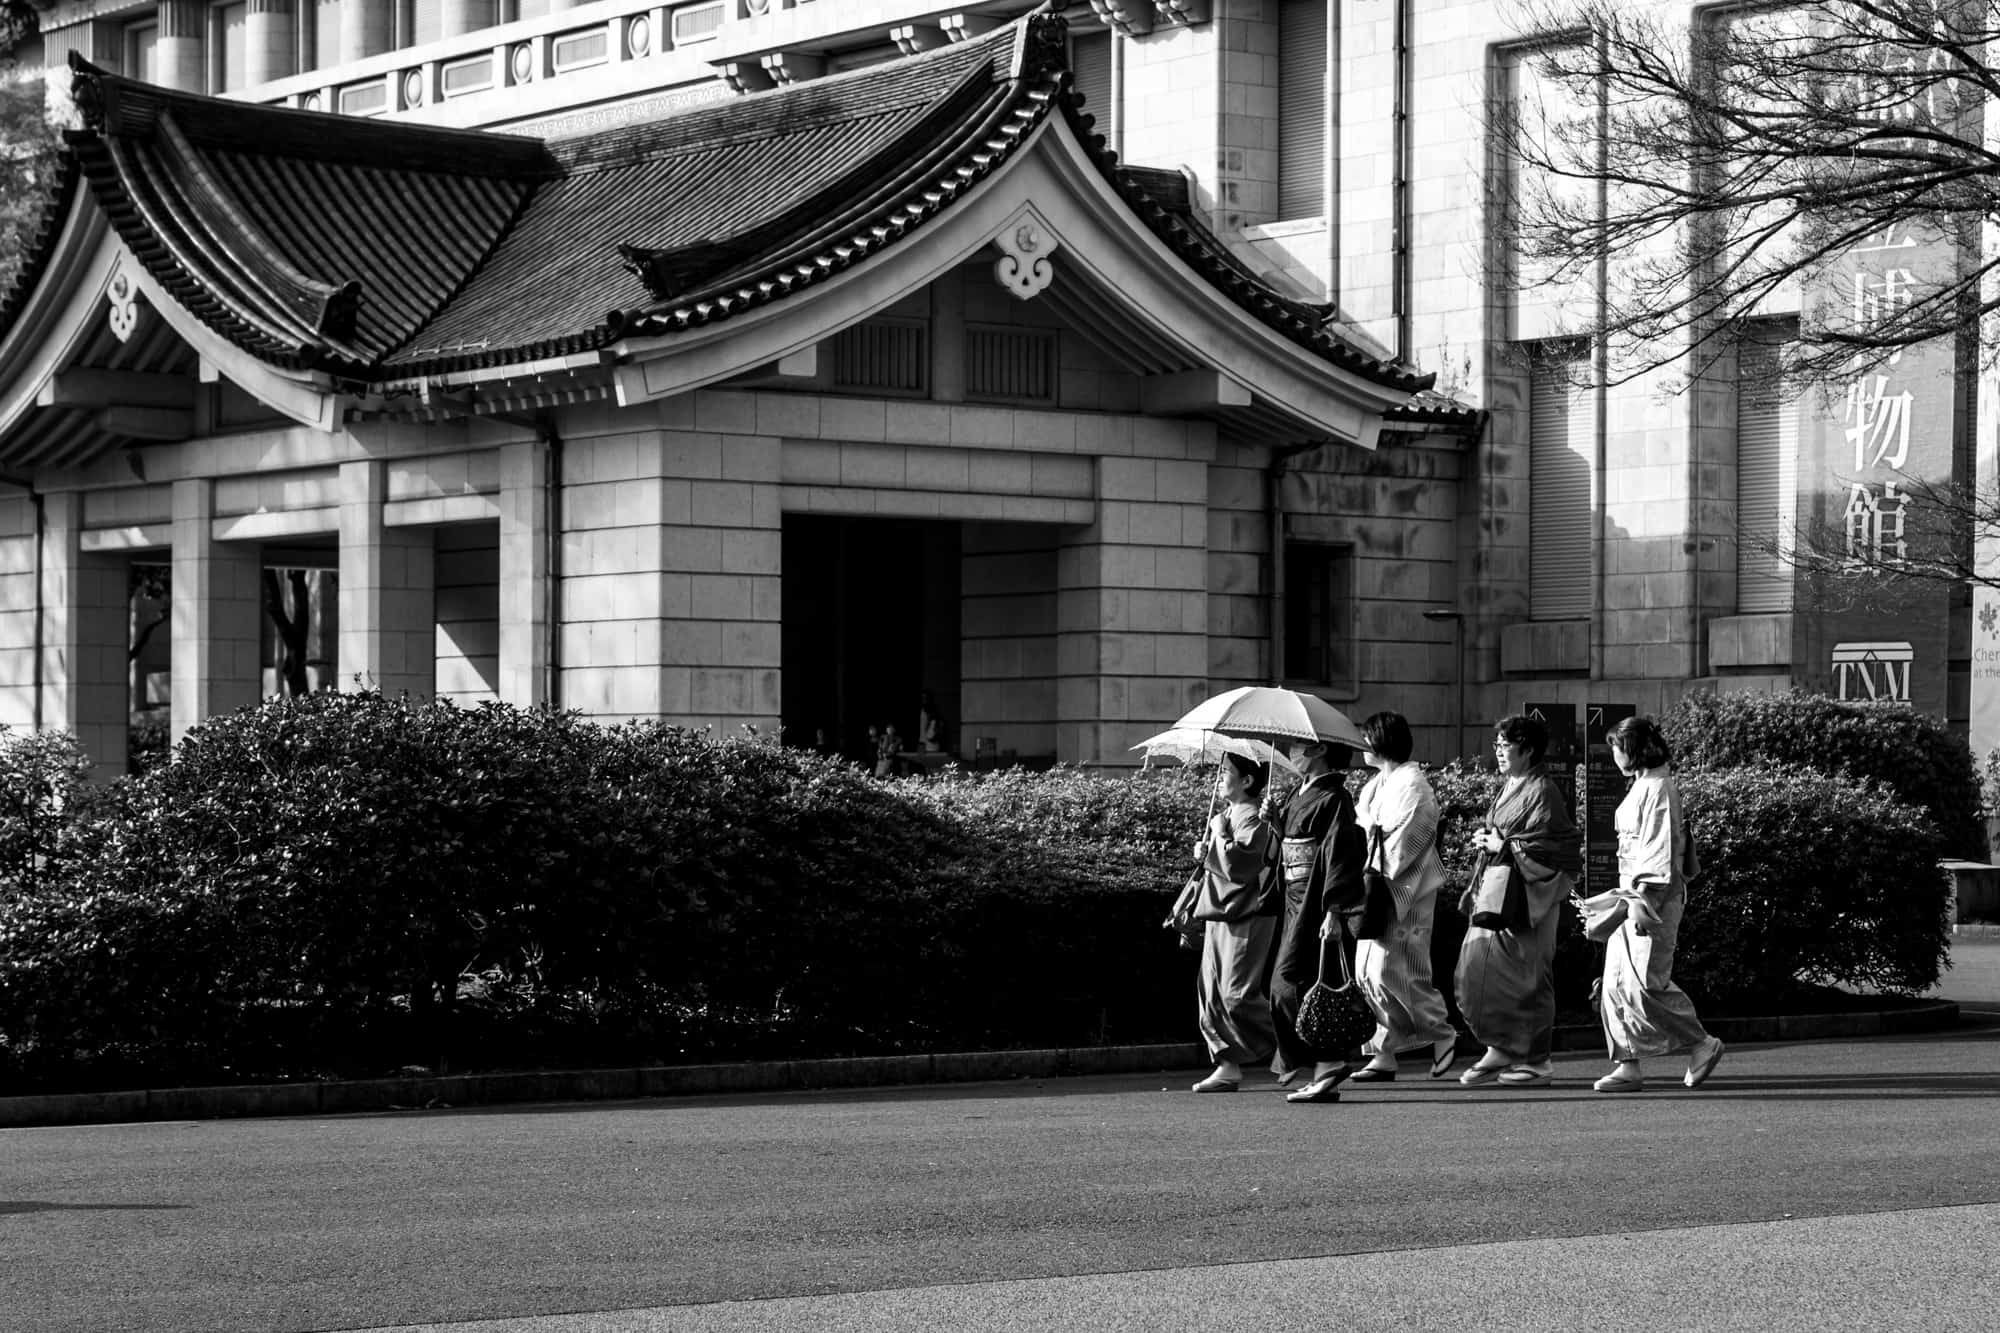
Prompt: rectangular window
<box><xmin>831</xmin><ymin>319</ymin><xmax>929</xmax><ymax>396</ymax></box>
<box><xmin>1736</xmin><ymin>324</ymin><xmax>1798</xmax><ymax>613</ymax></box>
<box><xmin>339</xmin><ymin>79</ymin><xmax>389</xmax><ymax>116</ymax></box>
<box><xmin>670</xmin><ymin>3</ymin><xmax>724</xmax><ymax>45</ymax></box>
<box><xmin>965</xmin><ymin>326</ymin><xmax>1056</xmax><ymax>404</ymax></box>
<box><xmin>1070</xmin><ymin>30</ymin><xmax>1112</xmax><ymax>138</ymax></box>
<box><xmin>1283</xmin><ymin>540</ymin><xmax>1354</xmax><ymax>689</ymax></box>
<box><xmin>441</xmin><ymin>54</ymin><xmax>495</xmax><ymax>98</ymax></box>
<box><xmin>1277</xmin><ymin>0</ymin><xmax>1327</xmax><ymax>220</ymax></box>
<box><xmin>552</xmin><ymin>27</ymin><xmax>609</xmax><ymax>73</ymax></box>
<box><xmin>1529</xmin><ymin>342</ymin><xmax>1593</xmax><ymax>619</ymax></box>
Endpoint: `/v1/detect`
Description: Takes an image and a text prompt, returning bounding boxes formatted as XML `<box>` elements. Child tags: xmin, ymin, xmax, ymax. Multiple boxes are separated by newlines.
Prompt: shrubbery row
<box><xmin>0</xmin><ymin>688</ymin><xmax>1958</xmax><ymax>1091</ymax></box>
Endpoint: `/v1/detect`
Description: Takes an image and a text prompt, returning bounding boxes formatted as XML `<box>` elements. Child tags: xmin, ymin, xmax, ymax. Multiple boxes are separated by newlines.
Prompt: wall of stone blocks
<box><xmin>1121</xmin><ymin>21</ymin><xmax>1224</xmax><ymax>227</ymax></box>
<box><xmin>1205</xmin><ymin>436</ymin><xmax>1271</xmax><ymax>694</ymax></box>
<box><xmin>960</xmin><ymin>522</ymin><xmax>1059</xmax><ymax>760</ymax></box>
<box><xmin>556</xmin><ymin>395</ymin><xmax>781</xmax><ymax>733</ymax></box>
<box><xmin>434</xmin><ymin>522</ymin><xmax>500</xmax><ymax>703</ymax></box>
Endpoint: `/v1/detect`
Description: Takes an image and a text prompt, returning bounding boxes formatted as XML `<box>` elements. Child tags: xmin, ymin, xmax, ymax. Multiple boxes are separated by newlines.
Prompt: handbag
<box><xmin>1296</xmin><ymin>926</ymin><xmax>1376</xmax><ymax>1055</ymax></box>
<box><xmin>1162</xmin><ymin>868</ymin><xmax>1204</xmax><ymax>951</ymax></box>
<box><xmin>1355</xmin><ymin>825</ymin><xmax>1394</xmax><ymax>940</ymax></box>
<box><xmin>1466</xmin><ymin>851</ymin><xmax>1526</xmax><ymax>931</ymax></box>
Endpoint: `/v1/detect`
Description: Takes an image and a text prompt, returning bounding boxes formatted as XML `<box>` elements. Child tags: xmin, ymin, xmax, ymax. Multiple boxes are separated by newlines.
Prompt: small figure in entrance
<box><xmin>918</xmin><ymin>691</ymin><xmax>943</xmax><ymax>753</ymax></box>
<box><xmin>1579</xmin><ymin>715</ymin><xmax>1724</xmax><ymax>1094</ymax></box>
<box><xmin>875</xmin><ymin>724</ymin><xmax>902</xmax><ymax>778</ymax></box>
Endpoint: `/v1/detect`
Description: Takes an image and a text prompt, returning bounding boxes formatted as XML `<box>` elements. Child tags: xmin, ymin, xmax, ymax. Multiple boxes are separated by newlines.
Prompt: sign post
<box><xmin>1584</xmin><ymin>703</ymin><xmax>1636</xmax><ymax>896</ymax></box>
<box><xmin>1525</xmin><ymin>700</ymin><xmax>1579</xmax><ymax>824</ymax></box>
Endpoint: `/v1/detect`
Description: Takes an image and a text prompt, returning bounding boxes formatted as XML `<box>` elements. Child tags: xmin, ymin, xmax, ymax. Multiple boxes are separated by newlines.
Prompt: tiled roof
<box><xmin>29</xmin><ymin>8</ymin><xmax>1432</xmax><ymax>396</ymax></box>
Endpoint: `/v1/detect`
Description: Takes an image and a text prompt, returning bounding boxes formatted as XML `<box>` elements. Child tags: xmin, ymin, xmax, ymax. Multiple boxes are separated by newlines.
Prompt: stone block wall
<box><xmin>0</xmin><ymin>494</ymin><xmax>33</xmax><ymax>731</ymax></box>
<box><xmin>961</xmin><ymin>524</ymin><xmax>1058</xmax><ymax>760</ymax></box>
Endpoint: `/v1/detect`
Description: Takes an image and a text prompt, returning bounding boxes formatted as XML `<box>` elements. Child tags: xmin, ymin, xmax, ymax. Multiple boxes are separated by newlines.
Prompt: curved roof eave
<box><xmin>581</xmin><ymin>121</ymin><xmax>1419</xmax><ymax>447</ymax></box>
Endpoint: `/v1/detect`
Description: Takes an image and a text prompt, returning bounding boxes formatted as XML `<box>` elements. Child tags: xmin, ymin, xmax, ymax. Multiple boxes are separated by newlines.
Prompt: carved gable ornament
<box><xmin>992</xmin><ymin>209</ymin><xmax>1060</xmax><ymax>301</ymax></box>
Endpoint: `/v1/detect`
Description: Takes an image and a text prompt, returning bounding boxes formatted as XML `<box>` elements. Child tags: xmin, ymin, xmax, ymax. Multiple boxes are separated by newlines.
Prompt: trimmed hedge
<box><xmin>1663</xmin><ymin>690</ymin><xmax>1984</xmax><ymax>860</ymax></box>
<box><xmin>0</xmin><ymin>694</ymin><xmax>1956</xmax><ymax>1091</ymax></box>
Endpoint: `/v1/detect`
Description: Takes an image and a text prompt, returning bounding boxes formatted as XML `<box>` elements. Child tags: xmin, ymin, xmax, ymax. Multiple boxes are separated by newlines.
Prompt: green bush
<box><xmin>1676</xmin><ymin>765</ymin><xmax>1949</xmax><ymax>997</ymax></box>
<box><xmin>0</xmin><ymin>697</ymin><xmax>1957</xmax><ymax>1092</ymax></box>
<box><xmin>1663</xmin><ymin>690</ymin><xmax>1984</xmax><ymax>860</ymax></box>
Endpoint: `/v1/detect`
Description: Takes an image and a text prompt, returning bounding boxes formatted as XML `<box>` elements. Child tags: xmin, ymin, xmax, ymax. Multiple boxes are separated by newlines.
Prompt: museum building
<box><xmin>1</xmin><ymin>0</ymin><xmax>1966</xmax><ymax>778</ymax></box>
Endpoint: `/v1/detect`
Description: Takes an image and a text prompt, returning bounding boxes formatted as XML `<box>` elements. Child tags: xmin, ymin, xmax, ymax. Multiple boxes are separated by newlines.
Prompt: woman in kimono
<box><xmin>1348</xmin><ymin>711</ymin><xmax>1461</xmax><ymax>1082</ymax></box>
<box><xmin>1187</xmin><ymin>752</ymin><xmax>1281</xmax><ymax>1093</ymax></box>
<box><xmin>1268</xmin><ymin>738</ymin><xmax>1368</xmax><ymax>1104</ymax></box>
<box><xmin>1579</xmin><ymin>715</ymin><xmax>1725</xmax><ymax>1094</ymax></box>
<box><xmin>1454</xmin><ymin>713</ymin><xmax>1583</xmax><ymax>1087</ymax></box>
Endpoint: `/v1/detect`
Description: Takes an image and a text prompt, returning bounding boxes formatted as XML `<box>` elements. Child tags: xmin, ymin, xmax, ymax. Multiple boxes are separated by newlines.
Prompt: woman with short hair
<box><xmin>1186</xmin><ymin>752</ymin><xmax>1282</xmax><ymax>1093</ymax></box>
<box><xmin>1347</xmin><ymin>711</ymin><xmax>1460</xmax><ymax>1082</ymax></box>
<box><xmin>1454</xmin><ymin>713</ymin><xmax>1583</xmax><ymax>1087</ymax></box>
<box><xmin>1580</xmin><ymin>715</ymin><xmax>1724</xmax><ymax>1094</ymax></box>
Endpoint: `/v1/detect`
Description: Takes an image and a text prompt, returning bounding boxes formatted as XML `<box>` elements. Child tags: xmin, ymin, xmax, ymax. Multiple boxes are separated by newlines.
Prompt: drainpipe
<box><xmin>1589</xmin><ymin>39</ymin><xmax>1610</xmax><ymax>682</ymax></box>
<box><xmin>1325</xmin><ymin>0</ymin><xmax>1342</xmax><ymax>311</ymax></box>
<box><xmin>1391</xmin><ymin>0</ymin><xmax>1412</xmax><ymax>360</ymax></box>
<box><xmin>1109</xmin><ymin>27</ymin><xmax>1125</xmax><ymax>159</ymax></box>
<box><xmin>541</xmin><ymin>414</ymin><xmax>564</xmax><ymax>710</ymax></box>
<box><xmin>2</xmin><ymin>471</ymin><xmax>43</xmax><ymax>729</ymax></box>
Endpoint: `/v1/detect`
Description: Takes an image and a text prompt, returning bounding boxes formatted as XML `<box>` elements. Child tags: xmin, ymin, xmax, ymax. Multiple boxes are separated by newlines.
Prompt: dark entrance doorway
<box><xmin>781</xmin><ymin>515</ymin><xmax>961</xmax><ymax>763</ymax></box>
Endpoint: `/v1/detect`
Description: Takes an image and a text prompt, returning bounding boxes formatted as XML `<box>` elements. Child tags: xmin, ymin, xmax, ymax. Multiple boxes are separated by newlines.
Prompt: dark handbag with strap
<box><xmin>1295</xmin><ymin>926</ymin><xmax>1375</xmax><ymax>1055</ymax></box>
<box><xmin>1355</xmin><ymin>825</ymin><xmax>1394</xmax><ymax>940</ymax></box>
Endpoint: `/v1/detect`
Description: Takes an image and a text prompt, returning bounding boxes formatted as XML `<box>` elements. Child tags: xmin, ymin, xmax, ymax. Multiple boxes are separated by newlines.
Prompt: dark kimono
<box><xmin>1453</xmin><ymin>768</ymin><xmax>1583</xmax><ymax>1063</ymax></box>
<box><xmin>1268</xmin><ymin>771</ymin><xmax>1367</xmax><ymax>1074</ymax></box>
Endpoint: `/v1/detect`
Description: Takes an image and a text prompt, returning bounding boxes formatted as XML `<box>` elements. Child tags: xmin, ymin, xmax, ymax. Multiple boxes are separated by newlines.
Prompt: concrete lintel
<box><xmin>211</xmin><ymin>507</ymin><xmax>340</xmax><ymax>541</ymax></box>
<box><xmin>1139</xmin><ymin>370</ymin><xmax>1252</xmax><ymax>416</ymax></box>
<box><xmin>39</xmin><ymin>368</ymin><xmax>198</xmax><ymax>411</ymax></box>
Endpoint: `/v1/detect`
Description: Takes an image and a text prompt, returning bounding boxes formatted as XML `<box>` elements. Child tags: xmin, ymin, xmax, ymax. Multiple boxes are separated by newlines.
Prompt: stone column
<box><xmin>1055</xmin><ymin>448</ymin><xmax>1211</xmax><ymax>765</ymax></box>
<box><xmin>441</xmin><ymin>0</ymin><xmax>494</xmax><ymax>39</ymax></box>
<box><xmin>497</xmin><ymin>439</ymin><xmax>549</xmax><ymax>708</ymax></box>
<box><xmin>244</xmin><ymin>0</ymin><xmax>297</xmax><ymax>86</ymax></box>
<box><xmin>338</xmin><ymin>460</ymin><xmax>435</xmax><ymax>698</ymax></box>
<box><xmin>340</xmin><ymin>0</ymin><xmax>394</xmax><ymax>63</ymax></box>
<box><xmin>156</xmin><ymin>0</ymin><xmax>207</xmax><ymax>94</ymax></box>
<box><xmin>171</xmin><ymin>479</ymin><xmax>263</xmax><ymax>743</ymax></box>
<box><xmin>36</xmin><ymin>493</ymin><xmax>130</xmax><ymax>777</ymax></box>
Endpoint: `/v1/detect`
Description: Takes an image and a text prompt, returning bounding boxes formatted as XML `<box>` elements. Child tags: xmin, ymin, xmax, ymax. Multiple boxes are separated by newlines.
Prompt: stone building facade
<box><xmin>1</xmin><ymin>0</ymin><xmax>1963</xmax><ymax>779</ymax></box>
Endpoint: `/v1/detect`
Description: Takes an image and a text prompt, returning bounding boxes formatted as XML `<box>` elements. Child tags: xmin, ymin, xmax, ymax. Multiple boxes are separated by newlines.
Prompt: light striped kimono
<box><xmin>1354</xmin><ymin>763</ymin><xmax>1456</xmax><ymax>1057</ymax></box>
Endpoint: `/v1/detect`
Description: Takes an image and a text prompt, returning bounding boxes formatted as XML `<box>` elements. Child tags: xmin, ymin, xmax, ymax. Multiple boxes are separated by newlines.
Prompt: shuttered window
<box><xmin>1529</xmin><ymin>345</ymin><xmax>1593</xmax><ymax>619</ymax></box>
<box><xmin>832</xmin><ymin>319</ymin><xmax>929</xmax><ymax>396</ymax></box>
<box><xmin>1736</xmin><ymin>330</ymin><xmax>1797</xmax><ymax>613</ymax></box>
<box><xmin>1277</xmin><ymin>0</ymin><xmax>1327</xmax><ymax>220</ymax></box>
<box><xmin>1071</xmin><ymin>31</ymin><xmax>1112</xmax><ymax>137</ymax></box>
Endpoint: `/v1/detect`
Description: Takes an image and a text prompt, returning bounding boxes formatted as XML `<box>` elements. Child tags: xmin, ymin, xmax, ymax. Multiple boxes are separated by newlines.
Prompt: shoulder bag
<box><xmin>1355</xmin><ymin>824</ymin><xmax>1394</xmax><ymax>940</ymax></box>
<box><xmin>1466</xmin><ymin>849</ymin><xmax>1527</xmax><ymax>932</ymax></box>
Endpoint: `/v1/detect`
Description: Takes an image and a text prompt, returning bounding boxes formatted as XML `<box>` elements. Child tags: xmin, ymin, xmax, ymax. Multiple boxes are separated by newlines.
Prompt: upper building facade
<box><xmin>0</xmin><ymin>0</ymin><xmax>1965</xmax><ymax>777</ymax></box>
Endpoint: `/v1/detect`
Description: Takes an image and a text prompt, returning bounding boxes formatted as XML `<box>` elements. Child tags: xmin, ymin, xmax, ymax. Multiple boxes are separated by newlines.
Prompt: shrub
<box><xmin>1675</xmin><ymin>765</ymin><xmax>1949</xmax><ymax>997</ymax></box>
<box><xmin>1663</xmin><ymin>690</ymin><xmax>1984</xmax><ymax>860</ymax></box>
<box><xmin>0</xmin><ymin>730</ymin><xmax>92</xmax><ymax>898</ymax></box>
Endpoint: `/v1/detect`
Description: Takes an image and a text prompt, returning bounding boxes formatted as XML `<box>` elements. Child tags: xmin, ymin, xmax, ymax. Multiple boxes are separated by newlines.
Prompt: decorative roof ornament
<box><xmin>1086</xmin><ymin>0</ymin><xmax>1153</xmax><ymax>37</ymax></box>
<box><xmin>993</xmin><ymin>215</ymin><xmax>1059</xmax><ymax>300</ymax></box>
<box><xmin>1151</xmin><ymin>0</ymin><xmax>1210</xmax><ymax>26</ymax></box>
<box><xmin>106</xmin><ymin>270</ymin><xmax>141</xmax><ymax>343</ymax></box>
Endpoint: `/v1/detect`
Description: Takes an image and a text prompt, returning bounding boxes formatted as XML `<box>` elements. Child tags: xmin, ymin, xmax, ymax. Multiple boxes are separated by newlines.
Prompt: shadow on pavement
<box><xmin>0</xmin><ymin>1202</ymin><xmax>187</xmax><ymax>1214</ymax></box>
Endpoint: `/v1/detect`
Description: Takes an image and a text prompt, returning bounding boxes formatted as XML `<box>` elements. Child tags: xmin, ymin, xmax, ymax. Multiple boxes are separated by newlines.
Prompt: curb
<box><xmin>0</xmin><ymin>999</ymin><xmax>1965</xmax><ymax>1130</ymax></box>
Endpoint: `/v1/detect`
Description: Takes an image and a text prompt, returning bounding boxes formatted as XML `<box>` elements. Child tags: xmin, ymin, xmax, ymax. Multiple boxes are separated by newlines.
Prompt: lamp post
<box><xmin>1422</xmin><ymin>608</ymin><xmax>1466</xmax><ymax>761</ymax></box>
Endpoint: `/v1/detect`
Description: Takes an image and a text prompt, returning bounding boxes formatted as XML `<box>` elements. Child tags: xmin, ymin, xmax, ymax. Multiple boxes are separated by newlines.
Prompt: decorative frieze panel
<box><xmin>992</xmin><ymin>214</ymin><xmax>1059</xmax><ymax>301</ymax></box>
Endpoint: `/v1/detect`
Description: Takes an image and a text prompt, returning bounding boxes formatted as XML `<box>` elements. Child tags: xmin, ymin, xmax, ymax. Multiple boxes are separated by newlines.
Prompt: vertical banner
<box><xmin>1525</xmin><ymin>700</ymin><xmax>1579</xmax><ymax>823</ymax></box>
<box><xmin>1796</xmin><ymin>218</ymin><xmax>1955</xmax><ymax>714</ymax></box>
<box><xmin>1583</xmin><ymin>702</ymin><xmax>1635</xmax><ymax>896</ymax></box>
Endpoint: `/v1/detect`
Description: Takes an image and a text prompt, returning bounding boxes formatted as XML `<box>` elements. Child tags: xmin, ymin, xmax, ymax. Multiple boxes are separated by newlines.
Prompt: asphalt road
<box><xmin>5</xmin><ymin>942</ymin><xmax>1999</xmax><ymax>1333</ymax></box>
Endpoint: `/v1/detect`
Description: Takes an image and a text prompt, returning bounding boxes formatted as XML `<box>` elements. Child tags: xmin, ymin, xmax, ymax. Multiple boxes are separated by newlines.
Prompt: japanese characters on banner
<box><xmin>1799</xmin><ymin>219</ymin><xmax>1955</xmax><ymax>716</ymax></box>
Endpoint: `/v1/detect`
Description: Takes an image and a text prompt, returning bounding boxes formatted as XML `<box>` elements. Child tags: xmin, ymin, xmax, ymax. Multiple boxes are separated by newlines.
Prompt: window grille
<box><xmin>1529</xmin><ymin>343</ymin><xmax>1592</xmax><ymax>619</ymax></box>
<box><xmin>831</xmin><ymin>319</ymin><xmax>929</xmax><ymax>396</ymax></box>
<box><xmin>1736</xmin><ymin>327</ymin><xmax>1797</xmax><ymax>613</ymax></box>
<box><xmin>966</xmin><ymin>326</ymin><xmax>1056</xmax><ymax>403</ymax></box>
<box><xmin>1277</xmin><ymin>0</ymin><xmax>1327</xmax><ymax>220</ymax></box>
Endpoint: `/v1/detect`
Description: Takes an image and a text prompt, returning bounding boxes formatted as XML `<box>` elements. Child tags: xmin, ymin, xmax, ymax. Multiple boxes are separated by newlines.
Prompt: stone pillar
<box><xmin>244</xmin><ymin>0</ymin><xmax>297</xmax><ymax>86</ymax></box>
<box><xmin>1055</xmin><ymin>448</ymin><xmax>1211</xmax><ymax>765</ymax></box>
<box><xmin>559</xmin><ymin>403</ymin><xmax>781</xmax><ymax>730</ymax></box>
<box><xmin>338</xmin><ymin>460</ymin><xmax>435</xmax><ymax>698</ymax></box>
<box><xmin>340</xmin><ymin>0</ymin><xmax>394</xmax><ymax>64</ymax></box>
<box><xmin>0</xmin><ymin>491</ymin><xmax>35</xmax><ymax>732</ymax></box>
<box><xmin>156</xmin><ymin>0</ymin><xmax>207</xmax><ymax>94</ymax></box>
<box><xmin>36</xmin><ymin>493</ymin><xmax>129</xmax><ymax>777</ymax></box>
<box><xmin>441</xmin><ymin>0</ymin><xmax>494</xmax><ymax>38</ymax></box>
<box><xmin>171</xmin><ymin>479</ymin><xmax>263</xmax><ymax>743</ymax></box>
<box><xmin>497</xmin><ymin>439</ymin><xmax>549</xmax><ymax>708</ymax></box>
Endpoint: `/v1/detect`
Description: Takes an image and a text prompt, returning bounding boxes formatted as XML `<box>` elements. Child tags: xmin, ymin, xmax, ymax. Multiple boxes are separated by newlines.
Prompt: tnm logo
<box><xmin>1831</xmin><ymin>641</ymin><xmax>1913</xmax><ymax>702</ymax></box>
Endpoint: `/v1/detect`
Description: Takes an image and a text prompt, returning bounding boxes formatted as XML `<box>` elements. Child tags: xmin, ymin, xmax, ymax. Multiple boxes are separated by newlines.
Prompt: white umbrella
<box><xmin>1131</xmin><ymin>726</ymin><xmax>1300</xmax><ymax>774</ymax></box>
<box><xmin>1167</xmin><ymin>685</ymin><xmax>1368</xmax><ymax>751</ymax></box>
